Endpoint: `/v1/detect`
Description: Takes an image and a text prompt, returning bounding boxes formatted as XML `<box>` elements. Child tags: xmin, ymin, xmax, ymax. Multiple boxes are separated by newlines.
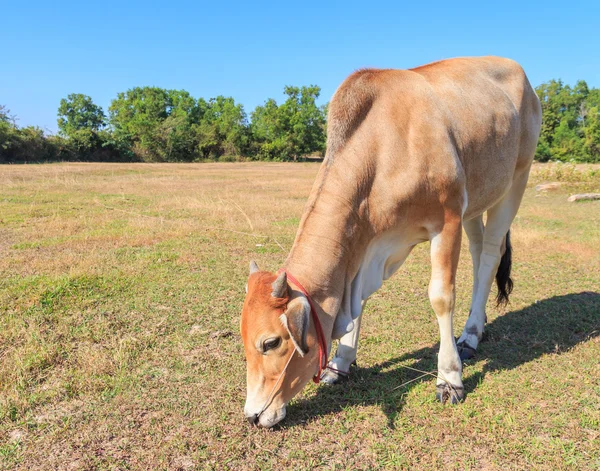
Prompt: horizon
<box><xmin>4</xmin><ymin>0</ymin><xmax>600</xmax><ymax>133</ymax></box>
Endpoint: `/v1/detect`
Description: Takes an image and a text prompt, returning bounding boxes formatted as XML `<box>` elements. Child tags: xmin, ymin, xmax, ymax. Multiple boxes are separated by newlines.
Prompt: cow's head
<box><xmin>240</xmin><ymin>261</ymin><xmax>319</xmax><ymax>427</ymax></box>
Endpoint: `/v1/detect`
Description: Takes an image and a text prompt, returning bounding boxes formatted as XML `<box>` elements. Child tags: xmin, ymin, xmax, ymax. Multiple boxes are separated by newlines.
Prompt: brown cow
<box><xmin>240</xmin><ymin>56</ymin><xmax>542</xmax><ymax>427</ymax></box>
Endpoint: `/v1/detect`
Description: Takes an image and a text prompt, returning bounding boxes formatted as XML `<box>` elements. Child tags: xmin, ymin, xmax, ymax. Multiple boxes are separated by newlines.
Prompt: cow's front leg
<box><xmin>429</xmin><ymin>215</ymin><xmax>464</xmax><ymax>404</ymax></box>
<box><xmin>321</xmin><ymin>314</ymin><xmax>362</xmax><ymax>384</ymax></box>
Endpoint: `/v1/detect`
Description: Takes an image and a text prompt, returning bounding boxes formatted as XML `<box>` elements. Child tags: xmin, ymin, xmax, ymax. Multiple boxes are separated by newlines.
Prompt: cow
<box><xmin>240</xmin><ymin>56</ymin><xmax>542</xmax><ymax>428</ymax></box>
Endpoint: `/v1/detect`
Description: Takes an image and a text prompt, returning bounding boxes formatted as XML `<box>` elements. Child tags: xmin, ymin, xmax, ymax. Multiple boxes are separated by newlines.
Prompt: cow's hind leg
<box><xmin>459</xmin><ymin>215</ymin><xmax>485</xmax><ymax>360</ymax></box>
<box><xmin>429</xmin><ymin>214</ymin><xmax>464</xmax><ymax>404</ymax></box>
<box><xmin>321</xmin><ymin>313</ymin><xmax>362</xmax><ymax>384</ymax></box>
<box><xmin>463</xmin><ymin>215</ymin><xmax>484</xmax><ymax>308</ymax></box>
<box><xmin>457</xmin><ymin>169</ymin><xmax>529</xmax><ymax>359</ymax></box>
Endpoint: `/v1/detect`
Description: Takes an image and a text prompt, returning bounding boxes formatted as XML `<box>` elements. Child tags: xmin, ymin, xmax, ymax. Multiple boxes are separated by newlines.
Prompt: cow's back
<box><xmin>326</xmin><ymin>56</ymin><xmax>542</xmax><ymax>223</ymax></box>
<box><xmin>410</xmin><ymin>56</ymin><xmax>542</xmax><ymax>218</ymax></box>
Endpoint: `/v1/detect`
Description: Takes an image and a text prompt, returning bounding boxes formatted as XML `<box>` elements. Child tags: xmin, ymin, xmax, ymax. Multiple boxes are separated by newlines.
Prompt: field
<box><xmin>1</xmin><ymin>162</ymin><xmax>599</xmax><ymax>470</ymax></box>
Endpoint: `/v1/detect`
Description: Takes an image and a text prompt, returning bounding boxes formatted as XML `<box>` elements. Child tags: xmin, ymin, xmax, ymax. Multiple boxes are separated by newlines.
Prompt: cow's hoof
<box><xmin>457</xmin><ymin>342</ymin><xmax>476</xmax><ymax>361</ymax></box>
<box><xmin>320</xmin><ymin>369</ymin><xmax>346</xmax><ymax>385</ymax></box>
<box><xmin>320</xmin><ymin>362</ymin><xmax>355</xmax><ymax>385</ymax></box>
<box><xmin>435</xmin><ymin>383</ymin><xmax>464</xmax><ymax>404</ymax></box>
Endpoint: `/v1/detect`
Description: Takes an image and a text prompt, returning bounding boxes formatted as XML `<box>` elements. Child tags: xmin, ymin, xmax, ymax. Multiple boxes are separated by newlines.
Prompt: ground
<box><xmin>0</xmin><ymin>162</ymin><xmax>599</xmax><ymax>470</ymax></box>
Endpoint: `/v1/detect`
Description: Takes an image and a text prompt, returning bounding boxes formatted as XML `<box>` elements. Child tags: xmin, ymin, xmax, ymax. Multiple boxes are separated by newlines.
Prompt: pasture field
<box><xmin>1</xmin><ymin>162</ymin><xmax>599</xmax><ymax>470</ymax></box>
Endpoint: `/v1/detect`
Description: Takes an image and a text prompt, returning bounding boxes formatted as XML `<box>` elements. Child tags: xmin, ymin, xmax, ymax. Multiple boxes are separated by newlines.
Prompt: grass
<box><xmin>0</xmin><ymin>161</ymin><xmax>599</xmax><ymax>470</ymax></box>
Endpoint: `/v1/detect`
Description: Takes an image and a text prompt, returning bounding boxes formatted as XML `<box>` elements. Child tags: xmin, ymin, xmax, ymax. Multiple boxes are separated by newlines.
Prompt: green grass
<box><xmin>0</xmin><ymin>162</ymin><xmax>599</xmax><ymax>470</ymax></box>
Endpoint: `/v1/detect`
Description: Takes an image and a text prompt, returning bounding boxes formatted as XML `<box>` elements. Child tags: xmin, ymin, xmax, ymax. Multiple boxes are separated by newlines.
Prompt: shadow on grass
<box><xmin>284</xmin><ymin>292</ymin><xmax>600</xmax><ymax>429</ymax></box>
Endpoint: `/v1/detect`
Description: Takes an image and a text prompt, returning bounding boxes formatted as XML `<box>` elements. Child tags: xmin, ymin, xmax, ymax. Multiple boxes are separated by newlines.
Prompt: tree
<box><xmin>109</xmin><ymin>87</ymin><xmax>201</xmax><ymax>161</ymax></box>
<box><xmin>583</xmin><ymin>106</ymin><xmax>600</xmax><ymax>162</ymax></box>
<box><xmin>0</xmin><ymin>106</ymin><xmax>19</xmax><ymax>161</ymax></box>
<box><xmin>280</xmin><ymin>85</ymin><xmax>326</xmax><ymax>159</ymax></box>
<box><xmin>250</xmin><ymin>85</ymin><xmax>326</xmax><ymax>161</ymax></box>
<box><xmin>535</xmin><ymin>79</ymin><xmax>598</xmax><ymax>162</ymax></box>
<box><xmin>58</xmin><ymin>94</ymin><xmax>106</xmax><ymax>135</ymax></box>
<box><xmin>551</xmin><ymin>119</ymin><xmax>584</xmax><ymax>161</ymax></box>
<box><xmin>195</xmin><ymin>96</ymin><xmax>249</xmax><ymax>159</ymax></box>
<box><xmin>57</xmin><ymin>94</ymin><xmax>109</xmax><ymax>159</ymax></box>
<box><xmin>0</xmin><ymin>106</ymin><xmax>13</xmax><ymax>154</ymax></box>
<box><xmin>250</xmin><ymin>98</ymin><xmax>285</xmax><ymax>160</ymax></box>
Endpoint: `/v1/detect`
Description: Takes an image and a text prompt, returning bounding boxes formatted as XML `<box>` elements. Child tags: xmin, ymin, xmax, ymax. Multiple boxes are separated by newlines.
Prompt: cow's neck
<box><xmin>283</xmin><ymin>162</ymin><xmax>371</xmax><ymax>343</ymax></box>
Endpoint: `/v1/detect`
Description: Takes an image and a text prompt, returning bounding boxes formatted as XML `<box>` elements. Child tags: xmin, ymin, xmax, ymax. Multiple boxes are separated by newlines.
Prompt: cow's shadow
<box><xmin>283</xmin><ymin>292</ymin><xmax>600</xmax><ymax>429</ymax></box>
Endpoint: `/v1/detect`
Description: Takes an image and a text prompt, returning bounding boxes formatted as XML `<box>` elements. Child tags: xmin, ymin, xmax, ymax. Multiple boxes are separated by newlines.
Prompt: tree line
<box><xmin>1</xmin><ymin>80</ymin><xmax>599</xmax><ymax>163</ymax></box>
<box><xmin>535</xmin><ymin>80</ymin><xmax>600</xmax><ymax>162</ymax></box>
<box><xmin>1</xmin><ymin>85</ymin><xmax>327</xmax><ymax>163</ymax></box>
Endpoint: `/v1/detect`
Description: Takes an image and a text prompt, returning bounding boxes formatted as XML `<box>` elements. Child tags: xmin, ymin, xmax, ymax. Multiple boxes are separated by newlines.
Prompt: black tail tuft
<box><xmin>495</xmin><ymin>230</ymin><xmax>513</xmax><ymax>306</ymax></box>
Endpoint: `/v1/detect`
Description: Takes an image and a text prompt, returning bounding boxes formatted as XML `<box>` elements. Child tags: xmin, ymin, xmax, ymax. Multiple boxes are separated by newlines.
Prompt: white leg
<box><xmin>463</xmin><ymin>215</ymin><xmax>484</xmax><ymax>304</ymax></box>
<box><xmin>457</xmin><ymin>171</ymin><xmax>529</xmax><ymax>358</ymax></box>
<box><xmin>321</xmin><ymin>310</ymin><xmax>363</xmax><ymax>384</ymax></box>
<box><xmin>429</xmin><ymin>216</ymin><xmax>464</xmax><ymax>403</ymax></box>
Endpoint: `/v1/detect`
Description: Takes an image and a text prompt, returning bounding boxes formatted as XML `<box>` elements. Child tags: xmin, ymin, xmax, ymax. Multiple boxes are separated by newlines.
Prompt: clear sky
<box><xmin>3</xmin><ymin>0</ymin><xmax>599</xmax><ymax>133</ymax></box>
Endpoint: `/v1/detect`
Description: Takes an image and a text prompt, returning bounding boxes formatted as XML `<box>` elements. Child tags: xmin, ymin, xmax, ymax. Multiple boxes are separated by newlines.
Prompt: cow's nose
<box><xmin>246</xmin><ymin>413</ymin><xmax>259</xmax><ymax>426</ymax></box>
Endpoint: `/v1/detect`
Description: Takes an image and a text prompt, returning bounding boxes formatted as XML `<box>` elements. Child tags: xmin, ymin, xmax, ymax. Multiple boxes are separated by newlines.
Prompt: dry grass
<box><xmin>1</xmin><ymin>162</ymin><xmax>599</xmax><ymax>470</ymax></box>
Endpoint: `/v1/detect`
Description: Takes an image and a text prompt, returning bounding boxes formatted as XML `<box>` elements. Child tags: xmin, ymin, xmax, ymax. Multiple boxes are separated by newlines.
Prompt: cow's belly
<box><xmin>332</xmin><ymin>230</ymin><xmax>424</xmax><ymax>339</ymax></box>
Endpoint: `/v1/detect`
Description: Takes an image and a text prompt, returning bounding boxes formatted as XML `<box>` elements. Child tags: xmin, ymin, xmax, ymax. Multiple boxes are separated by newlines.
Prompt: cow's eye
<box><xmin>263</xmin><ymin>337</ymin><xmax>281</xmax><ymax>352</ymax></box>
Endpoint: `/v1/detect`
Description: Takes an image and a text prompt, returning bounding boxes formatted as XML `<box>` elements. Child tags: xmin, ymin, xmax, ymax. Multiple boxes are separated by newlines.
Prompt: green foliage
<box><xmin>583</xmin><ymin>106</ymin><xmax>600</xmax><ymax>157</ymax></box>
<box><xmin>194</xmin><ymin>96</ymin><xmax>249</xmax><ymax>159</ymax></box>
<box><xmin>250</xmin><ymin>85</ymin><xmax>326</xmax><ymax>161</ymax></box>
<box><xmin>0</xmin><ymin>106</ymin><xmax>17</xmax><ymax>158</ymax></box>
<box><xmin>58</xmin><ymin>94</ymin><xmax>106</xmax><ymax>135</ymax></box>
<box><xmin>11</xmin><ymin>126</ymin><xmax>58</xmax><ymax>161</ymax></box>
<box><xmin>108</xmin><ymin>88</ymin><xmax>248</xmax><ymax>161</ymax></box>
<box><xmin>535</xmin><ymin>80</ymin><xmax>600</xmax><ymax>162</ymax></box>
<box><xmin>0</xmin><ymin>106</ymin><xmax>67</xmax><ymax>162</ymax></box>
<box><xmin>109</xmin><ymin>87</ymin><xmax>194</xmax><ymax>162</ymax></box>
<box><xmin>56</xmin><ymin>94</ymin><xmax>112</xmax><ymax>159</ymax></box>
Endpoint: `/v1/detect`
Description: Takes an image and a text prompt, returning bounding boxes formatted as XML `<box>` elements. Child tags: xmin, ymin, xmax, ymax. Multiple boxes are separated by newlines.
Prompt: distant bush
<box><xmin>219</xmin><ymin>154</ymin><xmax>244</xmax><ymax>162</ymax></box>
<box><xmin>0</xmin><ymin>107</ymin><xmax>65</xmax><ymax>162</ymax></box>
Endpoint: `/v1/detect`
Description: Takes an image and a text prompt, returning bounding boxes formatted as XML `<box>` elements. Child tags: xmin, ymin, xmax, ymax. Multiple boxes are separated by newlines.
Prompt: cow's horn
<box><xmin>271</xmin><ymin>271</ymin><xmax>287</xmax><ymax>298</ymax></box>
<box><xmin>249</xmin><ymin>260</ymin><xmax>259</xmax><ymax>274</ymax></box>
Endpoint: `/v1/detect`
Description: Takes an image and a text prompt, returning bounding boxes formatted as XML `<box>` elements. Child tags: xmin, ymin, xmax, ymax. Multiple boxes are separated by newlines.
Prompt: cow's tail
<box><xmin>495</xmin><ymin>230</ymin><xmax>513</xmax><ymax>306</ymax></box>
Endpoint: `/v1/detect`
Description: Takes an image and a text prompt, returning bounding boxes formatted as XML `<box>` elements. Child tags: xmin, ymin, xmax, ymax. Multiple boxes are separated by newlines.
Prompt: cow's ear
<box><xmin>279</xmin><ymin>297</ymin><xmax>310</xmax><ymax>356</ymax></box>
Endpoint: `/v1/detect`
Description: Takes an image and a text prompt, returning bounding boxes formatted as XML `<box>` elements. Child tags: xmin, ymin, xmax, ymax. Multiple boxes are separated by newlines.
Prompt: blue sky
<box><xmin>3</xmin><ymin>0</ymin><xmax>599</xmax><ymax>133</ymax></box>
